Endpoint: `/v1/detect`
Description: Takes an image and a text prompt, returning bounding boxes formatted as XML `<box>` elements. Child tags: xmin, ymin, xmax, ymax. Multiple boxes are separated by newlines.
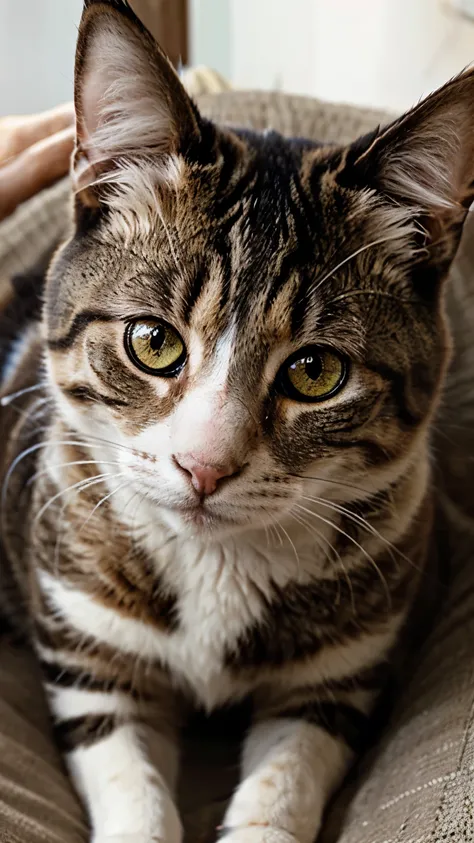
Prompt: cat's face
<box><xmin>45</xmin><ymin>0</ymin><xmax>474</xmax><ymax>537</ymax></box>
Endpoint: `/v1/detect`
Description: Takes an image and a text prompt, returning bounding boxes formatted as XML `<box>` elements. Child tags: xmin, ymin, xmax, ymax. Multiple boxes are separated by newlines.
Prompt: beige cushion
<box><xmin>1</xmin><ymin>88</ymin><xmax>474</xmax><ymax>843</ymax></box>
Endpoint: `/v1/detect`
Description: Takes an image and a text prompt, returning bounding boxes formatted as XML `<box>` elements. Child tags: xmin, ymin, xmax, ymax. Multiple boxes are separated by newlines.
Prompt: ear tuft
<box><xmin>345</xmin><ymin>69</ymin><xmax>474</xmax><ymax>285</ymax></box>
<box><xmin>353</xmin><ymin>70</ymin><xmax>474</xmax><ymax>218</ymax></box>
<box><xmin>73</xmin><ymin>0</ymin><xmax>199</xmax><ymax>205</ymax></box>
<box><xmin>377</xmin><ymin>119</ymin><xmax>459</xmax><ymax>212</ymax></box>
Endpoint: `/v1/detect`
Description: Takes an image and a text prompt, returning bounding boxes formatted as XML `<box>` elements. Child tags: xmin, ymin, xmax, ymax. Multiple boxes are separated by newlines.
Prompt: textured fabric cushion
<box><xmin>0</xmin><ymin>641</ymin><xmax>88</xmax><ymax>843</ymax></box>
<box><xmin>1</xmin><ymin>88</ymin><xmax>474</xmax><ymax>843</ymax></box>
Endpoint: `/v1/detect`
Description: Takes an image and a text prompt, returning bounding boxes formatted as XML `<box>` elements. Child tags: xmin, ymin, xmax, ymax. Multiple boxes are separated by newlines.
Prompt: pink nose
<box><xmin>173</xmin><ymin>454</ymin><xmax>237</xmax><ymax>496</ymax></box>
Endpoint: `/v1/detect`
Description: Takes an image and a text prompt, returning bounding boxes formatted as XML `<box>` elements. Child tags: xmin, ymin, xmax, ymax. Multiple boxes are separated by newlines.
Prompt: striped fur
<box><xmin>2</xmin><ymin>2</ymin><xmax>474</xmax><ymax>842</ymax></box>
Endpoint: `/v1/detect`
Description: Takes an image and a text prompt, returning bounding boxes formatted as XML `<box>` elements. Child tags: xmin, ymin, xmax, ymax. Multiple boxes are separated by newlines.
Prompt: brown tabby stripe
<box><xmin>35</xmin><ymin>618</ymin><xmax>170</xmax><ymax>698</ymax></box>
<box><xmin>53</xmin><ymin>713</ymin><xmax>118</xmax><ymax>753</ymax></box>
<box><xmin>33</xmin><ymin>511</ymin><xmax>180</xmax><ymax>631</ymax></box>
<box><xmin>225</xmin><ymin>558</ymin><xmax>414</xmax><ymax>669</ymax></box>
<box><xmin>181</xmin><ymin>262</ymin><xmax>208</xmax><ymax>323</ymax></box>
<box><xmin>63</xmin><ymin>385</ymin><xmax>129</xmax><ymax>407</ymax></box>
<box><xmin>47</xmin><ymin>311</ymin><xmax>115</xmax><ymax>350</ymax></box>
<box><xmin>69</xmin><ymin>570</ymin><xmax>179</xmax><ymax>631</ymax></box>
<box><xmin>39</xmin><ymin>658</ymin><xmax>140</xmax><ymax>698</ymax></box>
<box><xmin>35</xmin><ymin>619</ymin><xmax>117</xmax><ymax>667</ymax></box>
<box><xmin>274</xmin><ymin>701</ymin><xmax>370</xmax><ymax>753</ymax></box>
<box><xmin>311</xmin><ymin>661</ymin><xmax>392</xmax><ymax>693</ymax></box>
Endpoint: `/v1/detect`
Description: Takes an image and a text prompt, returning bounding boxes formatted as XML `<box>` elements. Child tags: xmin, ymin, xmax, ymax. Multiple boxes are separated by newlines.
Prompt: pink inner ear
<box><xmin>78</xmin><ymin>67</ymin><xmax>112</xmax><ymax>161</ymax></box>
<box><xmin>71</xmin><ymin>11</ymin><xmax>192</xmax><ymax>200</ymax></box>
<box><xmin>73</xmin><ymin>70</ymin><xmax>105</xmax><ymax>193</ymax></box>
<box><xmin>74</xmin><ymin>54</ymin><xmax>118</xmax><ymax>191</ymax></box>
<box><xmin>81</xmin><ymin>71</ymin><xmax>104</xmax><ymax>139</ymax></box>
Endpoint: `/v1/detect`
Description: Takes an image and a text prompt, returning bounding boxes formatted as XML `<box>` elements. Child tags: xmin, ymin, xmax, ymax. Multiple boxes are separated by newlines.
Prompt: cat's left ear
<box><xmin>345</xmin><ymin>69</ymin><xmax>474</xmax><ymax>280</ymax></box>
<box><xmin>73</xmin><ymin>0</ymin><xmax>201</xmax><ymax>203</ymax></box>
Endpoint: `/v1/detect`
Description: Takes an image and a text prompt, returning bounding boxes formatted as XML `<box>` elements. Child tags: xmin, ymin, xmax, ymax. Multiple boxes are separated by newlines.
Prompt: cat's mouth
<box><xmin>159</xmin><ymin>499</ymin><xmax>241</xmax><ymax>531</ymax></box>
<box><xmin>178</xmin><ymin>504</ymin><xmax>238</xmax><ymax>529</ymax></box>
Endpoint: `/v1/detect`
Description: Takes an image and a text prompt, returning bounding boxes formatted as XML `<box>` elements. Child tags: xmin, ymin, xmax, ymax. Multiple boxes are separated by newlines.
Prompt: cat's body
<box><xmin>1</xmin><ymin>2</ymin><xmax>474</xmax><ymax>842</ymax></box>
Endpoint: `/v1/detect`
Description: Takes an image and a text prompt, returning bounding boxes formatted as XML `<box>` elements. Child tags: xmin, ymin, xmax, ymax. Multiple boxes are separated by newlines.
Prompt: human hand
<box><xmin>0</xmin><ymin>103</ymin><xmax>74</xmax><ymax>222</ymax></box>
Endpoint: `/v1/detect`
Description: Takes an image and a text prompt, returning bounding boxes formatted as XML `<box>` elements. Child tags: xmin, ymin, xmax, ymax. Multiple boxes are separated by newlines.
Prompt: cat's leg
<box><xmin>42</xmin><ymin>668</ymin><xmax>182</xmax><ymax>843</ymax></box>
<box><xmin>221</xmin><ymin>688</ymin><xmax>377</xmax><ymax>843</ymax></box>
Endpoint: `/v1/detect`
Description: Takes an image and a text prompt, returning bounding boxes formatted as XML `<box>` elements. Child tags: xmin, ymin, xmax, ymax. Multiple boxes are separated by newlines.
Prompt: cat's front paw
<box><xmin>91</xmin><ymin>795</ymin><xmax>182</xmax><ymax>843</ymax></box>
<box><xmin>218</xmin><ymin>827</ymin><xmax>299</xmax><ymax>843</ymax></box>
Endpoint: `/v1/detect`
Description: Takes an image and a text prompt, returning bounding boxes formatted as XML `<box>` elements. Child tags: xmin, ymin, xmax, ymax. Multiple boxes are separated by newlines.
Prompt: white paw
<box><xmin>218</xmin><ymin>828</ymin><xmax>299</xmax><ymax>843</ymax></box>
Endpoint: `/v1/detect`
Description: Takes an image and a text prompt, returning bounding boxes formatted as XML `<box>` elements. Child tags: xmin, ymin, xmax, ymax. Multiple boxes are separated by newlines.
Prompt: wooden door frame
<box><xmin>130</xmin><ymin>0</ymin><xmax>188</xmax><ymax>66</ymax></box>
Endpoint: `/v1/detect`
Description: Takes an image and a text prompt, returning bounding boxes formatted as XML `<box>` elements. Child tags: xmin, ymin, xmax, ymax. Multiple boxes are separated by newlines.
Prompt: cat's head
<box><xmin>45</xmin><ymin>0</ymin><xmax>474</xmax><ymax>537</ymax></box>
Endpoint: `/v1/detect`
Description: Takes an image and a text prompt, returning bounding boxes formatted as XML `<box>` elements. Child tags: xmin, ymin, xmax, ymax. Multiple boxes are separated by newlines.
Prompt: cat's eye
<box><xmin>125</xmin><ymin>319</ymin><xmax>186</xmax><ymax>376</ymax></box>
<box><xmin>277</xmin><ymin>346</ymin><xmax>347</xmax><ymax>402</ymax></box>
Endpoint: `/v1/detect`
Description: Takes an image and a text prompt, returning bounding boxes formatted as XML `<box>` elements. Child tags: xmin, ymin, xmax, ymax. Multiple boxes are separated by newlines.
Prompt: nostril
<box><xmin>172</xmin><ymin>454</ymin><xmax>191</xmax><ymax>478</ymax></box>
<box><xmin>173</xmin><ymin>453</ymin><xmax>239</xmax><ymax>497</ymax></box>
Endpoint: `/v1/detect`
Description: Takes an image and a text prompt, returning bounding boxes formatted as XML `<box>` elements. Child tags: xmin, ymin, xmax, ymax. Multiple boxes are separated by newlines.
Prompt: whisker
<box><xmin>270</xmin><ymin>519</ymin><xmax>284</xmax><ymax>548</ymax></box>
<box><xmin>34</xmin><ymin>472</ymin><xmax>128</xmax><ymax>525</ymax></box>
<box><xmin>268</xmin><ymin>521</ymin><xmax>283</xmax><ymax>547</ymax></box>
<box><xmin>300</xmin><ymin>493</ymin><xmax>410</xmax><ymax>570</ymax></box>
<box><xmin>328</xmin><ymin>290</ymin><xmax>417</xmax><ymax>307</ymax></box>
<box><xmin>293</xmin><ymin>502</ymin><xmax>392</xmax><ymax>610</ymax></box>
<box><xmin>6</xmin><ymin>396</ymin><xmax>52</xmax><ymax>424</ymax></box>
<box><xmin>1</xmin><ymin>439</ymin><xmax>119</xmax><ymax>530</ymax></box>
<box><xmin>257</xmin><ymin>515</ymin><xmax>272</xmax><ymax>550</ymax></box>
<box><xmin>309</xmin><ymin>233</ymin><xmax>415</xmax><ymax>297</ymax></box>
<box><xmin>288</xmin><ymin>508</ymin><xmax>331</xmax><ymax>563</ymax></box>
<box><xmin>289</xmin><ymin>471</ymin><xmax>376</xmax><ymax>497</ymax></box>
<box><xmin>0</xmin><ymin>383</ymin><xmax>45</xmax><ymax>406</ymax></box>
<box><xmin>70</xmin><ymin>431</ymin><xmax>144</xmax><ymax>457</ymax></box>
<box><xmin>288</xmin><ymin>509</ymin><xmax>355</xmax><ymax>612</ymax></box>
<box><xmin>2</xmin><ymin>435</ymin><xmax>141</xmax><ymax>522</ymax></box>
<box><xmin>78</xmin><ymin>479</ymin><xmax>134</xmax><ymax>533</ymax></box>
<box><xmin>275</xmin><ymin>520</ymin><xmax>301</xmax><ymax>577</ymax></box>
<box><xmin>27</xmin><ymin>459</ymin><xmax>125</xmax><ymax>487</ymax></box>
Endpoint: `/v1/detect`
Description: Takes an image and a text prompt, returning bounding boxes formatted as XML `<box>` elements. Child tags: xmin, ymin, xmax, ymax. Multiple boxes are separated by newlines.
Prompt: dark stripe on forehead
<box><xmin>48</xmin><ymin>311</ymin><xmax>116</xmax><ymax>350</ymax></box>
<box><xmin>291</xmin><ymin>271</ymin><xmax>314</xmax><ymax>334</ymax></box>
<box><xmin>264</xmin><ymin>250</ymin><xmax>297</xmax><ymax>313</ymax></box>
<box><xmin>215</xmin><ymin>133</ymin><xmax>240</xmax><ymax>195</ymax></box>
<box><xmin>261</xmin><ymin>179</ymin><xmax>321</xmax><ymax>317</ymax></box>
<box><xmin>181</xmin><ymin>262</ymin><xmax>207</xmax><ymax>324</ymax></box>
<box><xmin>215</xmin><ymin>234</ymin><xmax>233</xmax><ymax>313</ymax></box>
<box><xmin>213</xmin><ymin>159</ymin><xmax>258</xmax><ymax>221</ymax></box>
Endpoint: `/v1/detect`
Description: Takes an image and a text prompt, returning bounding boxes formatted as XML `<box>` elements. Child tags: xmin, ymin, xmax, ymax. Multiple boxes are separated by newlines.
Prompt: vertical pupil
<box><xmin>149</xmin><ymin>325</ymin><xmax>165</xmax><ymax>352</ymax></box>
<box><xmin>304</xmin><ymin>355</ymin><xmax>322</xmax><ymax>380</ymax></box>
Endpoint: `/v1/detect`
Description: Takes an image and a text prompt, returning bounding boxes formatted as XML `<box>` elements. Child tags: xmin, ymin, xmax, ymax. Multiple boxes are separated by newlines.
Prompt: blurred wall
<box><xmin>0</xmin><ymin>0</ymin><xmax>184</xmax><ymax>116</ymax></box>
<box><xmin>0</xmin><ymin>0</ymin><xmax>82</xmax><ymax>114</ymax></box>
<box><xmin>2</xmin><ymin>0</ymin><xmax>474</xmax><ymax>117</ymax></box>
<box><xmin>189</xmin><ymin>0</ymin><xmax>232</xmax><ymax>79</ymax></box>
<box><xmin>193</xmin><ymin>0</ymin><xmax>474</xmax><ymax>112</ymax></box>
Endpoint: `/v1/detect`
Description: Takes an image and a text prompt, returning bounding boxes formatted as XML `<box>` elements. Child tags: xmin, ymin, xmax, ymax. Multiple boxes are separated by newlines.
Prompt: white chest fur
<box><xmin>39</xmin><ymin>506</ymin><xmax>327</xmax><ymax>709</ymax></box>
<box><xmin>140</xmin><ymin>531</ymin><xmax>298</xmax><ymax>708</ymax></box>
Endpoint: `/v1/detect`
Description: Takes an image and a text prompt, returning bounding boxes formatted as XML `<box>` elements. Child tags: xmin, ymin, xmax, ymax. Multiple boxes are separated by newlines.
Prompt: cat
<box><xmin>1</xmin><ymin>1</ymin><xmax>474</xmax><ymax>841</ymax></box>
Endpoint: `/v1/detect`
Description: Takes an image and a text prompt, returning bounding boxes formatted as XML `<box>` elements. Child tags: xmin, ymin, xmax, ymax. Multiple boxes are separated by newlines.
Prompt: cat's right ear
<box><xmin>73</xmin><ymin>0</ymin><xmax>201</xmax><ymax>206</ymax></box>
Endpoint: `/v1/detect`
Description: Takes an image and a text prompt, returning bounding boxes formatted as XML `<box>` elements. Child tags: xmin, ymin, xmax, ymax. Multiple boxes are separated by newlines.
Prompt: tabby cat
<box><xmin>1</xmin><ymin>1</ymin><xmax>474</xmax><ymax>841</ymax></box>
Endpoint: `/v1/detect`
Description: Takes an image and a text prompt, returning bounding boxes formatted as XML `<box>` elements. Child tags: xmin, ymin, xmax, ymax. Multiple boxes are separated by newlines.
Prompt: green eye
<box><xmin>277</xmin><ymin>346</ymin><xmax>347</xmax><ymax>402</ymax></box>
<box><xmin>125</xmin><ymin>319</ymin><xmax>186</xmax><ymax>376</ymax></box>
